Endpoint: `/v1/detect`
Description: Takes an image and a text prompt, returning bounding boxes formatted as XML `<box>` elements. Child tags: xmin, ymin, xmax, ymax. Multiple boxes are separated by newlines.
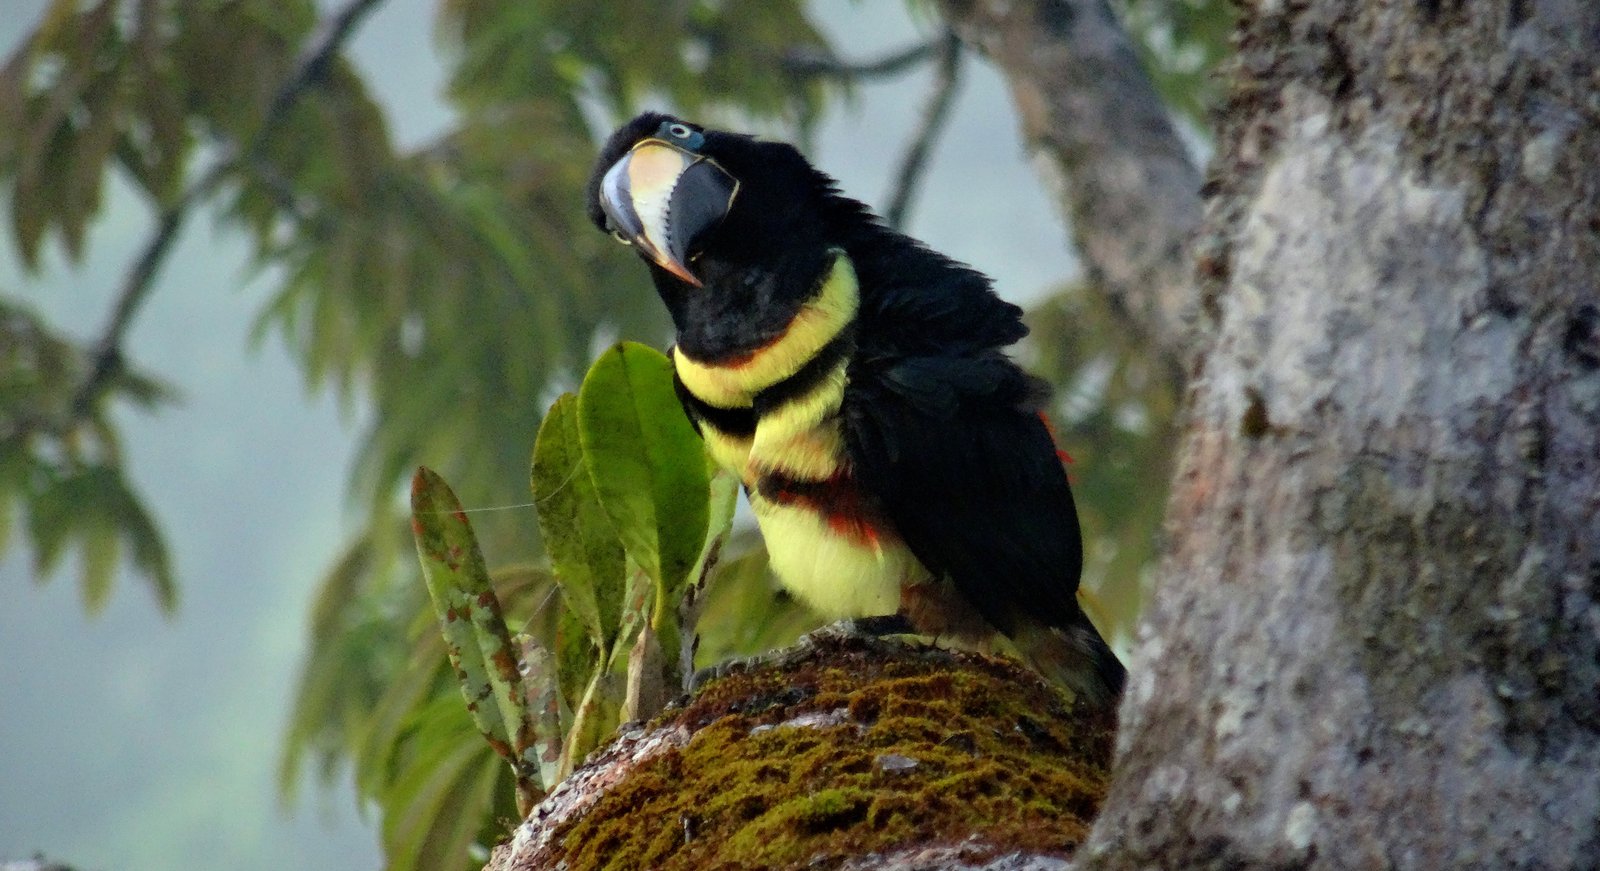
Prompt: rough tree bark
<box><xmin>1082</xmin><ymin>2</ymin><xmax>1600</xmax><ymax>868</ymax></box>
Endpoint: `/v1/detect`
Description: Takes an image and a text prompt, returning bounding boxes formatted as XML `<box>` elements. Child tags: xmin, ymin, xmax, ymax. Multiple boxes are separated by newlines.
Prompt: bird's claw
<box><xmin>688</xmin><ymin>616</ymin><xmax>918</xmax><ymax>693</ymax></box>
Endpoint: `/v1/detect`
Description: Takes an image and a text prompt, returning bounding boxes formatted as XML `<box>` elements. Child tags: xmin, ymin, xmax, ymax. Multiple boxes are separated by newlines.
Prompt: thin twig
<box><xmin>242</xmin><ymin>151</ymin><xmax>326</xmax><ymax>231</ymax></box>
<box><xmin>69</xmin><ymin>0</ymin><xmax>386</xmax><ymax>417</ymax></box>
<box><xmin>257</xmin><ymin>0</ymin><xmax>386</xmax><ymax>142</ymax></box>
<box><xmin>71</xmin><ymin>159</ymin><xmax>229</xmax><ymax>417</ymax></box>
<box><xmin>884</xmin><ymin>29</ymin><xmax>963</xmax><ymax>230</ymax></box>
<box><xmin>780</xmin><ymin>39</ymin><xmax>939</xmax><ymax>81</ymax></box>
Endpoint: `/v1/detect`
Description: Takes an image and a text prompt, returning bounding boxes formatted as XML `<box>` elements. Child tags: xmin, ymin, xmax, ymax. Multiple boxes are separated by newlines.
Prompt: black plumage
<box><xmin>587</xmin><ymin>112</ymin><xmax>1125</xmax><ymax>706</ymax></box>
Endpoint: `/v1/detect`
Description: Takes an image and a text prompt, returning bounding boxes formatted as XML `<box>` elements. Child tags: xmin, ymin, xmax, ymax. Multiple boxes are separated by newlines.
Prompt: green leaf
<box><xmin>531</xmin><ymin>393</ymin><xmax>626</xmax><ymax>655</ymax></box>
<box><xmin>381</xmin><ymin>694</ymin><xmax>505</xmax><ymax>871</ymax></box>
<box><xmin>80</xmin><ymin>522</ymin><xmax>117</xmax><ymax>616</ymax></box>
<box><xmin>695</xmin><ymin>541</ymin><xmax>817</xmax><ymax>665</ymax></box>
<box><xmin>678</xmin><ymin>467</ymin><xmax>741</xmax><ymax>676</ymax></box>
<box><xmin>684</xmin><ymin>468</ymin><xmax>739</xmax><ymax>607</ymax></box>
<box><xmin>516</xmin><ymin>639</ymin><xmax>564</xmax><ymax>790</ymax></box>
<box><xmin>408</xmin><ymin>466</ymin><xmax>541</xmax><ymax>803</ymax></box>
<box><xmin>607</xmin><ymin>558</ymin><xmax>653</xmax><ymax>672</ymax></box>
<box><xmin>102</xmin><ymin>465</ymin><xmax>177</xmax><ymax>614</ymax></box>
<box><xmin>555</xmin><ymin>601</ymin><xmax>599</xmax><ymax>716</ymax></box>
<box><xmin>28</xmin><ymin>467</ymin><xmax>76</xmax><ymax>580</ymax></box>
<box><xmin>351</xmin><ymin>623</ymin><xmax>449</xmax><ymax>802</ymax></box>
<box><xmin>575</xmin><ymin>342</ymin><xmax>709</xmax><ymax>619</ymax></box>
<box><xmin>562</xmin><ymin>664</ymin><xmax>619</xmax><ymax>781</ymax></box>
<box><xmin>0</xmin><ymin>454</ymin><xmax>28</xmax><ymax>566</ymax></box>
<box><xmin>21</xmin><ymin>463</ymin><xmax>175</xmax><ymax>615</ymax></box>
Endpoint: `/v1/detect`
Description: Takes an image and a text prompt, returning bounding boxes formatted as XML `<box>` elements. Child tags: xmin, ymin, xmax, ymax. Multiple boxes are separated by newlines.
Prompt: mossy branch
<box><xmin>486</xmin><ymin>632</ymin><xmax>1116</xmax><ymax>870</ymax></box>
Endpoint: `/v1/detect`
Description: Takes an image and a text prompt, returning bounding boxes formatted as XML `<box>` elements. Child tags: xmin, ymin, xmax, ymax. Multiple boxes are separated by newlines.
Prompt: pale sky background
<box><xmin>0</xmin><ymin>1</ymin><xmax>1073</xmax><ymax>868</ymax></box>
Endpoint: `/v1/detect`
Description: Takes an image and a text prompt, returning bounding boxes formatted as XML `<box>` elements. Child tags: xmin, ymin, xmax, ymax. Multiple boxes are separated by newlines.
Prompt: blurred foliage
<box><xmin>1115</xmin><ymin>0</ymin><xmax>1235</xmax><ymax>127</ymax></box>
<box><xmin>0</xmin><ymin>0</ymin><xmax>359</xmax><ymax>611</ymax></box>
<box><xmin>0</xmin><ymin>300</ymin><xmax>177</xmax><ymax>613</ymax></box>
<box><xmin>0</xmin><ymin>0</ymin><xmax>1228</xmax><ymax>868</ymax></box>
<box><xmin>1022</xmin><ymin>287</ymin><xmax>1182</xmax><ymax>645</ymax></box>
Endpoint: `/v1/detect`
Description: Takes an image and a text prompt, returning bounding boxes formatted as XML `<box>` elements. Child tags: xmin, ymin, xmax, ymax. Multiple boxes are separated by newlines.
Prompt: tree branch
<box><xmin>883</xmin><ymin>29</ymin><xmax>964</xmax><ymax>229</ymax></box>
<box><xmin>487</xmin><ymin>632</ymin><xmax>1115</xmax><ymax>869</ymax></box>
<box><xmin>939</xmin><ymin>0</ymin><xmax>1203</xmax><ymax>384</ymax></box>
<box><xmin>68</xmin><ymin>0</ymin><xmax>387</xmax><ymax>418</ymax></box>
<box><xmin>779</xmin><ymin>39</ymin><xmax>938</xmax><ymax>81</ymax></box>
<box><xmin>258</xmin><ymin>0</ymin><xmax>386</xmax><ymax>138</ymax></box>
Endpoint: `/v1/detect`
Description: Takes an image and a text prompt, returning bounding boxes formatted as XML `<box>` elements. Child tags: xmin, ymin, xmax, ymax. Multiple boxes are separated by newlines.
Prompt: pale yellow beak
<box><xmin>597</xmin><ymin>139</ymin><xmax>738</xmax><ymax>287</ymax></box>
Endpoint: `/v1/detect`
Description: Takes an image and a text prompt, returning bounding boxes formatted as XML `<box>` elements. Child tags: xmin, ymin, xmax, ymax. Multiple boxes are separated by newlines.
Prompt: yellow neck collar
<box><xmin>673</xmin><ymin>251</ymin><xmax>859</xmax><ymax>408</ymax></box>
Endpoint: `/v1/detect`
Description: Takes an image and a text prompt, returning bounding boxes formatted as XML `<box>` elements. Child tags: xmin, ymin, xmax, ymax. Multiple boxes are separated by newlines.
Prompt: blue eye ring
<box><xmin>659</xmin><ymin>120</ymin><xmax>704</xmax><ymax>150</ymax></box>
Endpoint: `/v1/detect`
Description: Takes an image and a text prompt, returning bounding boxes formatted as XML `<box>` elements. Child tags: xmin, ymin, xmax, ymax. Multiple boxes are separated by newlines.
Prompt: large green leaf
<box><xmin>575</xmin><ymin>342</ymin><xmax>709</xmax><ymax>617</ymax></box>
<box><xmin>531</xmin><ymin>393</ymin><xmax>626</xmax><ymax>654</ymax></box>
<box><xmin>408</xmin><ymin>466</ymin><xmax>540</xmax><ymax>805</ymax></box>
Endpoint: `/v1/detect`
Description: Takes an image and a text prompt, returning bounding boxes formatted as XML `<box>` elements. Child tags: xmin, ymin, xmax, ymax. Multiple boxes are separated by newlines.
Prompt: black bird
<box><xmin>586</xmin><ymin>112</ymin><xmax>1125</xmax><ymax>707</ymax></box>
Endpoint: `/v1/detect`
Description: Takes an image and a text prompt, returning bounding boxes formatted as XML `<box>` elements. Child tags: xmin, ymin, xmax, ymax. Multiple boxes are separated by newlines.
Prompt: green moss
<box><xmin>551</xmin><ymin>636</ymin><xmax>1115</xmax><ymax>870</ymax></box>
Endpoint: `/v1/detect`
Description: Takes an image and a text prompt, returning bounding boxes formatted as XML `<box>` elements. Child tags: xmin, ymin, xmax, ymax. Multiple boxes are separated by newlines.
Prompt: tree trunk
<box><xmin>1084</xmin><ymin>2</ymin><xmax>1600</xmax><ymax>868</ymax></box>
<box><xmin>940</xmin><ymin>0</ymin><xmax>1204</xmax><ymax>382</ymax></box>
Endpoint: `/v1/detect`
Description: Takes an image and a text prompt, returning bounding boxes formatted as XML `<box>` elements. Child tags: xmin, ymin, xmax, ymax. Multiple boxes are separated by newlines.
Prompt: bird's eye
<box><xmin>668</xmin><ymin>123</ymin><xmax>692</xmax><ymax>139</ymax></box>
<box><xmin>610</xmin><ymin>228</ymin><xmax>632</xmax><ymax>246</ymax></box>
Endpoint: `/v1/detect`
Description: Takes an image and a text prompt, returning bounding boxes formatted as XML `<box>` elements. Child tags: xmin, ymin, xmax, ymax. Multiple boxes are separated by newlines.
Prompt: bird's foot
<box><xmin>687</xmin><ymin>616</ymin><xmax>918</xmax><ymax>693</ymax></box>
<box><xmin>801</xmin><ymin>614</ymin><xmax>915</xmax><ymax>644</ymax></box>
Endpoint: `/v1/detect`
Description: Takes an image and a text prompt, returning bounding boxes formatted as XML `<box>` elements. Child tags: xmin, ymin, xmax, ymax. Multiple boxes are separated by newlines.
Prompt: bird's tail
<box><xmin>1012</xmin><ymin>617</ymin><xmax>1126</xmax><ymax>710</ymax></box>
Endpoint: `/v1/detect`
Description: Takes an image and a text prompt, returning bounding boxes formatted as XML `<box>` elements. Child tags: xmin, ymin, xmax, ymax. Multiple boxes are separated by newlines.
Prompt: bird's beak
<box><xmin>597</xmin><ymin>139</ymin><xmax>738</xmax><ymax>288</ymax></box>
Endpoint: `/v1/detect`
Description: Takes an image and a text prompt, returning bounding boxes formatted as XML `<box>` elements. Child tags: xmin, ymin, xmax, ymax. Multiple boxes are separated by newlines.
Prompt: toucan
<box><xmin>586</xmin><ymin>112</ymin><xmax>1126</xmax><ymax>708</ymax></box>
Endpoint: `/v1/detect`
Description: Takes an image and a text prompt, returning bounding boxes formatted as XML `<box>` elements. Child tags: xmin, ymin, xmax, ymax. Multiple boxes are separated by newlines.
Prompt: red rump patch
<box><xmin>759</xmin><ymin>471</ymin><xmax>886</xmax><ymax>548</ymax></box>
<box><xmin>1037</xmin><ymin>411</ymin><xmax>1075</xmax><ymax>466</ymax></box>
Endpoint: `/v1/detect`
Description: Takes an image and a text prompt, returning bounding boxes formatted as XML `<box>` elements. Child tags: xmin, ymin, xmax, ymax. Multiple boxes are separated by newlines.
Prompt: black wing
<box><xmin>840</xmin><ymin>351</ymin><xmax>1085</xmax><ymax>636</ymax></box>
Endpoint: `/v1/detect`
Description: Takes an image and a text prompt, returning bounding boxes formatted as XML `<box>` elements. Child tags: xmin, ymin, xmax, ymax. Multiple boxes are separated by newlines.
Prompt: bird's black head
<box><xmin>587</xmin><ymin>112</ymin><xmax>845</xmax><ymax>359</ymax></box>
